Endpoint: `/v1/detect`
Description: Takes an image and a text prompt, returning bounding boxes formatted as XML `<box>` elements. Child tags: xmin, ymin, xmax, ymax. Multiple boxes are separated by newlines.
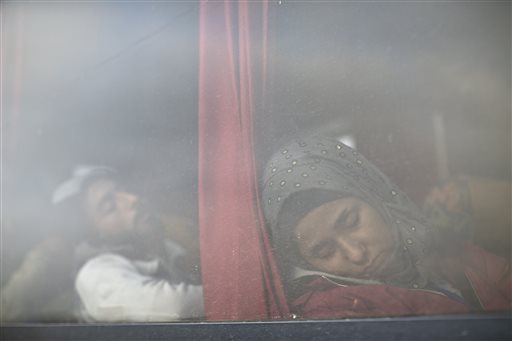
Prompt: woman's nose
<box><xmin>336</xmin><ymin>237</ymin><xmax>367</xmax><ymax>265</ymax></box>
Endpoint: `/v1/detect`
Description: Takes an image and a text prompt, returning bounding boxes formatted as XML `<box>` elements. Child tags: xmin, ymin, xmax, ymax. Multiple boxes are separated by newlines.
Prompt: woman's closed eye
<box><xmin>335</xmin><ymin>205</ymin><xmax>360</xmax><ymax>230</ymax></box>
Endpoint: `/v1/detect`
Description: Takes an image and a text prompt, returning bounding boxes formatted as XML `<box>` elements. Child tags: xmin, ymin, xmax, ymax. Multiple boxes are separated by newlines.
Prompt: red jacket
<box><xmin>292</xmin><ymin>244</ymin><xmax>511</xmax><ymax>319</ymax></box>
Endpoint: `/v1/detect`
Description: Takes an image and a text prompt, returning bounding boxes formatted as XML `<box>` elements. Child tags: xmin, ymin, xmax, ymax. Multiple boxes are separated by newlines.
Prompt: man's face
<box><xmin>83</xmin><ymin>178</ymin><xmax>160</xmax><ymax>245</ymax></box>
<box><xmin>294</xmin><ymin>197</ymin><xmax>397</xmax><ymax>279</ymax></box>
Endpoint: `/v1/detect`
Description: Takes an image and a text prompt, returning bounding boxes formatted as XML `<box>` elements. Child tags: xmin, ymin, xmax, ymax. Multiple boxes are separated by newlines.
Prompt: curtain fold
<box><xmin>198</xmin><ymin>0</ymin><xmax>289</xmax><ymax>320</ymax></box>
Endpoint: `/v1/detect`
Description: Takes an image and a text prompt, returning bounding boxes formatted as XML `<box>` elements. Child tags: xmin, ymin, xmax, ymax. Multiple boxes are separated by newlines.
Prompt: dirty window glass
<box><xmin>2</xmin><ymin>2</ymin><xmax>201</xmax><ymax>323</ymax></box>
<box><xmin>2</xmin><ymin>1</ymin><xmax>510</xmax><ymax>324</ymax></box>
<box><xmin>258</xmin><ymin>1</ymin><xmax>510</xmax><ymax>320</ymax></box>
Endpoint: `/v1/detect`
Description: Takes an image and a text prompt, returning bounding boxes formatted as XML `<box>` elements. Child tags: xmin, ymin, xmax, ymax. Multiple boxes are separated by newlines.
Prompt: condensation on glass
<box><xmin>1</xmin><ymin>1</ymin><xmax>510</xmax><ymax>323</ymax></box>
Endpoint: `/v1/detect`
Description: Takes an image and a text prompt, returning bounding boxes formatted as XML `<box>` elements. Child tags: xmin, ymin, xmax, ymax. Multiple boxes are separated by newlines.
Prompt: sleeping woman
<box><xmin>261</xmin><ymin>136</ymin><xmax>510</xmax><ymax>318</ymax></box>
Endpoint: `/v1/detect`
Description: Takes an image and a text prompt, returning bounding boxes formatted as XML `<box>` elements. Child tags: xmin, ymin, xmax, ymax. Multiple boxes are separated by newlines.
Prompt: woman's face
<box><xmin>294</xmin><ymin>197</ymin><xmax>396</xmax><ymax>279</ymax></box>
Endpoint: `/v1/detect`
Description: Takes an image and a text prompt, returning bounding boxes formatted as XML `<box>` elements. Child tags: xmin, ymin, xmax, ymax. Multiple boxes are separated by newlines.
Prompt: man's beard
<box><xmin>131</xmin><ymin>206</ymin><xmax>165</xmax><ymax>256</ymax></box>
<box><xmin>106</xmin><ymin>202</ymin><xmax>165</xmax><ymax>257</ymax></box>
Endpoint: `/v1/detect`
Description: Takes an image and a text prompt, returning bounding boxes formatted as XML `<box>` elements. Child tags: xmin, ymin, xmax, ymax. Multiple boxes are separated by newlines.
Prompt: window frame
<box><xmin>2</xmin><ymin>314</ymin><xmax>511</xmax><ymax>340</ymax></box>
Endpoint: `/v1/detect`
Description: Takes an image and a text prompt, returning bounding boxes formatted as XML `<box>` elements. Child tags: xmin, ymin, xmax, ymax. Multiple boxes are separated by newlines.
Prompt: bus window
<box><xmin>1</xmin><ymin>0</ymin><xmax>510</xmax><ymax>328</ymax></box>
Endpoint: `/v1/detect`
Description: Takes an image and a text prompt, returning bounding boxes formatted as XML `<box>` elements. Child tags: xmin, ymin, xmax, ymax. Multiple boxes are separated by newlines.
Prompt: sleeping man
<box><xmin>52</xmin><ymin>166</ymin><xmax>204</xmax><ymax>322</ymax></box>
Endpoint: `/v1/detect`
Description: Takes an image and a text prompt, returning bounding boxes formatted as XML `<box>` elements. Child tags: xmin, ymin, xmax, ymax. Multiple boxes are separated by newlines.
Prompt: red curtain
<box><xmin>198</xmin><ymin>0</ymin><xmax>289</xmax><ymax>320</ymax></box>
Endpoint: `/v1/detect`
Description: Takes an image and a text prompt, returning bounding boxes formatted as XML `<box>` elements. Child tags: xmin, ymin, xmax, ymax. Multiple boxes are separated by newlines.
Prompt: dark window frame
<box><xmin>2</xmin><ymin>314</ymin><xmax>511</xmax><ymax>341</ymax></box>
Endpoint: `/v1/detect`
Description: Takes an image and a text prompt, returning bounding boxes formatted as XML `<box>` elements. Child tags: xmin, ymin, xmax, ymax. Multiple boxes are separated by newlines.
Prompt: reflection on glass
<box><xmin>1</xmin><ymin>0</ymin><xmax>510</xmax><ymax>325</ymax></box>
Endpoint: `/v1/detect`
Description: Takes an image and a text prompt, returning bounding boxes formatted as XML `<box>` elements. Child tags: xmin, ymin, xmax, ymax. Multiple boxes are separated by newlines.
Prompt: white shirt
<box><xmin>75</xmin><ymin>252</ymin><xmax>204</xmax><ymax>322</ymax></box>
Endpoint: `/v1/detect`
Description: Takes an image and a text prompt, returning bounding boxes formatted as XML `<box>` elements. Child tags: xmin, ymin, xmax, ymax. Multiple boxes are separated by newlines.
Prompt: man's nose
<box><xmin>336</xmin><ymin>237</ymin><xmax>367</xmax><ymax>265</ymax></box>
<box><xmin>117</xmin><ymin>192</ymin><xmax>138</xmax><ymax>210</ymax></box>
